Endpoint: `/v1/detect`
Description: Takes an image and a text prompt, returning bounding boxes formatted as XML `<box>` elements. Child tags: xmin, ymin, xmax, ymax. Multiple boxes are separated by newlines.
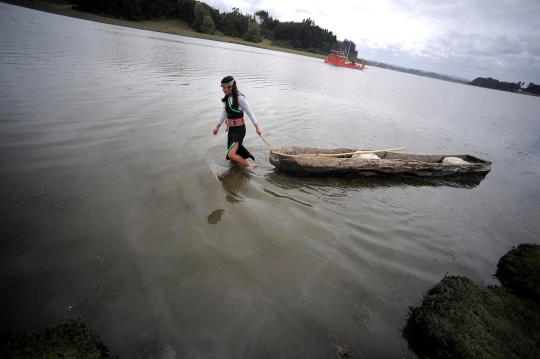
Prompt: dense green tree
<box><xmin>193</xmin><ymin>2</ymin><xmax>205</xmax><ymax>31</ymax></box>
<box><xmin>244</xmin><ymin>21</ymin><xmax>262</xmax><ymax>43</ymax></box>
<box><xmin>254</xmin><ymin>10</ymin><xmax>270</xmax><ymax>26</ymax></box>
<box><xmin>526</xmin><ymin>82</ymin><xmax>540</xmax><ymax>95</ymax></box>
<box><xmin>273</xmin><ymin>18</ymin><xmax>337</xmax><ymax>53</ymax></box>
<box><xmin>343</xmin><ymin>39</ymin><xmax>358</xmax><ymax>60</ymax></box>
<box><xmin>140</xmin><ymin>0</ymin><xmax>175</xmax><ymax>19</ymax></box>
<box><xmin>75</xmin><ymin>0</ymin><xmax>347</xmax><ymax>56</ymax></box>
<box><xmin>330</xmin><ymin>39</ymin><xmax>358</xmax><ymax>60</ymax></box>
<box><xmin>218</xmin><ymin>7</ymin><xmax>250</xmax><ymax>38</ymax></box>
<box><xmin>255</xmin><ymin>10</ymin><xmax>280</xmax><ymax>39</ymax></box>
<box><xmin>201</xmin><ymin>15</ymin><xmax>215</xmax><ymax>34</ymax></box>
<box><xmin>176</xmin><ymin>0</ymin><xmax>196</xmax><ymax>23</ymax></box>
<box><xmin>76</xmin><ymin>0</ymin><xmax>180</xmax><ymax>20</ymax></box>
<box><xmin>469</xmin><ymin>77</ymin><xmax>521</xmax><ymax>92</ymax></box>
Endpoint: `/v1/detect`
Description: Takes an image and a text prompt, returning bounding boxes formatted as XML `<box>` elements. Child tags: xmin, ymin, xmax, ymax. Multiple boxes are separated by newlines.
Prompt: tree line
<box><xmin>372</xmin><ymin>62</ymin><xmax>466</xmax><ymax>84</ymax></box>
<box><xmin>526</xmin><ymin>83</ymin><xmax>540</xmax><ymax>95</ymax></box>
<box><xmin>468</xmin><ymin>77</ymin><xmax>540</xmax><ymax>94</ymax></box>
<box><xmin>74</xmin><ymin>0</ymin><xmax>360</xmax><ymax>59</ymax></box>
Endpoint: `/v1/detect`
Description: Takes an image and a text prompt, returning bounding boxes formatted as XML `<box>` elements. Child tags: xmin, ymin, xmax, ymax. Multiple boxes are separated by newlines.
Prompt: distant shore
<box><xmin>1</xmin><ymin>0</ymin><xmax>327</xmax><ymax>61</ymax></box>
<box><xmin>6</xmin><ymin>0</ymin><xmax>538</xmax><ymax>93</ymax></box>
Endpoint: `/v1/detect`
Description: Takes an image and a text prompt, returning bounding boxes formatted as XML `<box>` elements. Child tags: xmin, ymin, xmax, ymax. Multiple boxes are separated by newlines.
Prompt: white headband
<box><xmin>221</xmin><ymin>79</ymin><xmax>235</xmax><ymax>87</ymax></box>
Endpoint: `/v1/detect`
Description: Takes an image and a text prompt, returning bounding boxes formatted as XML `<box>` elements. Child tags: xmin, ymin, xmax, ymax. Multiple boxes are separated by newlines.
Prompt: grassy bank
<box><xmin>1</xmin><ymin>0</ymin><xmax>327</xmax><ymax>60</ymax></box>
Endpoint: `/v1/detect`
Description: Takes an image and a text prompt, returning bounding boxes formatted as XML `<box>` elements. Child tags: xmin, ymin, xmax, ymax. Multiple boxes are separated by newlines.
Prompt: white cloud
<box><xmin>205</xmin><ymin>0</ymin><xmax>540</xmax><ymax>83</ymax></box>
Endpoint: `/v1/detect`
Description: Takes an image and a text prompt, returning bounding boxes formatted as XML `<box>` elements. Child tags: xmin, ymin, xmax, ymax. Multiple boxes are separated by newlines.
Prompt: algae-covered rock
<box><xmin>496</xmin><ymin>243</ymin><xmax>540</xmax><ymax>301</ymax></box>
<box><xmin>334</xmin><ymin>344</ymin><xmax>350</xmax><ymax>357</ymax></box>
<box><xmin>404</xmin><ymin>275</ymin><xmax>540</xmax><ymax>359</ymax></box>
<box><xmin>0</xmin><ymin>319</ymin><xmax>117</xmax><ymax>359</ymax></box>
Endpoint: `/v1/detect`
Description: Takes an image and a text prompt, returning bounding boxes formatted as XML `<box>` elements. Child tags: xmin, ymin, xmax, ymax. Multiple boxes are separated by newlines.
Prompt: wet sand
<box><xmin>1</xmin><ymin>0</ymin><xmax>326</xmax><ymax>60</ymax></box>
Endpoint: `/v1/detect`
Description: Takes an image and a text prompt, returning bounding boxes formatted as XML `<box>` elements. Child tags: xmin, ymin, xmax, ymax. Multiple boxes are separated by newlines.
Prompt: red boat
<box><xmin>324</xmin><ymin>50</ymin><xmax>366</xmax><ymax>70</ymax></box>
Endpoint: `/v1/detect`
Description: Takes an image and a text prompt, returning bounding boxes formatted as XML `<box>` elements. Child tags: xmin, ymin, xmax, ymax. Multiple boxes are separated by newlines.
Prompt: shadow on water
<box><xmin>215</xmin><ymin>164</ymin><xmax>256</xmax><ymax>202</ymax></box>
<box><xmin>207</xmin><ymin>152</ymin><xmax>487</xmax><ymax>210</ymax></box>
<box><xmin>206</xmin><ymin>145</ymin><xmax>257</xmax><ymax>203</ymax></box>
<box><xmin>264</xmin><ymin>169</ymin><xmax>488</xmax><ymax>192</ymax></box>
<box><xmin>262</xmin><ymin>187</ymin><xmax>313</xmax><ymax>207</ymax></box>
<box><xmin>206</xmin><ymin>208</ymin><xmax>225</xmax><ymax>224</ymax></box>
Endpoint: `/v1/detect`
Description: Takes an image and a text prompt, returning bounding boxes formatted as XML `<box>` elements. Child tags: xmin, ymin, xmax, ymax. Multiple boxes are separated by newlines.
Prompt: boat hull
<box><xmin>324</xmin><ymin>59</ymin><xmax>365</xmax><ymax>69</ymax></box>
<box><xmin>324</xmin><ymin>50</ymin><xmax>366</xmax><ymax>69</ymax></box>
<box><xmin>269</xmin><ymin>146</ymin><xmax>492</xmax><ymax>177</ymax></box>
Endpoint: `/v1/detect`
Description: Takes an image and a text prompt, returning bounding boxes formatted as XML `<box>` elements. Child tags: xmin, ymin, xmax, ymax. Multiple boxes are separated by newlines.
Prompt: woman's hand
<box><xmin>213</xmin><ymin>124</ymin><xmax>220</xmax><ymax>136</ymax></box>
<box><xmin>255</xmin><ymin>124</ymin><xmax>262</xmax><ymax>136</ymax></box>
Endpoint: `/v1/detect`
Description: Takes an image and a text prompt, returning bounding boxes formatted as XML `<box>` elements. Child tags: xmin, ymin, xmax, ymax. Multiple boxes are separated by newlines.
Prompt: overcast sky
<box><xmin>205</xmin><ymin>0</ymin><xmax>540</xmax><ymax>84</ymax></box>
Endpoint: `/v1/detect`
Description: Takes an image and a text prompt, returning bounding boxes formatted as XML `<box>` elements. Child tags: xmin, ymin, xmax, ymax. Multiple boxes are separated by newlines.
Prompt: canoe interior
<box><xmin>273</xmin><ymin>147</ymin><xmax>492</xmax><ymax>164</ymax></box>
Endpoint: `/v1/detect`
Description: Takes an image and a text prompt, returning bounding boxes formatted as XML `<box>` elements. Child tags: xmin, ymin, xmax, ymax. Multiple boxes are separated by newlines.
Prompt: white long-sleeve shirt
<box><xmin>218</xmin><ymin>95</ymin><xmax>258</xmax><ymax>125</ymax></box>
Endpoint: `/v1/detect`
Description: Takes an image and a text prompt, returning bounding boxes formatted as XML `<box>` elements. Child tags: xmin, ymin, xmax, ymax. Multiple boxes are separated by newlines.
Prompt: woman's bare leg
<box><xmin>228</xmin><ymin>142</ymin><xmax>254</xmax><ymax>167</ymax></box>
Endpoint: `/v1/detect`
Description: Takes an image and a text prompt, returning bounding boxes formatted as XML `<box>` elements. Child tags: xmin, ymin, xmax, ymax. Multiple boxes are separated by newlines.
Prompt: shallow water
<box><xmin>1</xmin><ymin>3</ymin><xmax>540</xmax><ymax>358</ymax></box>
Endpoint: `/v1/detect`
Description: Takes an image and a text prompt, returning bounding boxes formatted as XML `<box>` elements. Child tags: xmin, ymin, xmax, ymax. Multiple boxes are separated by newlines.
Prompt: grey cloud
<box><xmin>426</xmin><ymin>32</ymin><xmax>529</xmax><ymax>57</ymax></box>
<box><xmin>390</xmin><ymin>0</ymin><xmax>540</xmax><ymax>27</ymax></box>
<box><xmin>408</xmin><ymin>23</ymin><xmax>540</xmax><ymax>82</ymax></box>
<box><xmin>358</xmin><ymin>31</ymin><xmax>540</xmax><ymax>83</ymax></box>
<box><xmin>211</xmin><ymin>0</ymin><xmax>540</xmax><ymax>83</ymax></box>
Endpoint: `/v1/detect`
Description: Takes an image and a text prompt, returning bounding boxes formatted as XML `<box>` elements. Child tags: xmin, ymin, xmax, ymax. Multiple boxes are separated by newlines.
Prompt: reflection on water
<box><xmin>265</xmin><ymin>170</ymin><xmax>488</xmax><ymax>192</ymax></box>
<box><xmin>262</xmin><ymin>188</ymin><xmax>313</xmax><ymax>207</ymax></box>
<box><xmin>216</xmin><ymin>163</ymin><xmax>255</xmax><ymax>201</ymax></box>
<box><xmin>206</xmin><ymin>208</ymin><xmax>225</xmax><ymax>224</ymax></box>
<box><xmin>207</xmin><ymin>145</ymin><xmax>272</xmax><ymax>203</ymax></box>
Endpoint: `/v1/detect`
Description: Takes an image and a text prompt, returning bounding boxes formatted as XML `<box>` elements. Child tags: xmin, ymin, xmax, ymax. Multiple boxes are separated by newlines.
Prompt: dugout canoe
<box><xmin>268</xmin><ymin>146</ymin><xmax>492</xmax><ymax>177</ymax></box>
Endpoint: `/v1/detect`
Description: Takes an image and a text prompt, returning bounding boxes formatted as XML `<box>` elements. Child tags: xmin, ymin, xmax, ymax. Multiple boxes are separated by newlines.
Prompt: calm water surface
<box><xmin>1</xmin><ymin>3</ymin><xmax>540</xmax><ymax>358</ymax></box>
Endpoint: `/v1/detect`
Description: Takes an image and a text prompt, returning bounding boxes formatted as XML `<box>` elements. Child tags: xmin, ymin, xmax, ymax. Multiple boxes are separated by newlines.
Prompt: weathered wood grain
<box><xmin>269</xmin><ymin>146</ymin><xmax>492</xmax><ymax>177</ymax></box>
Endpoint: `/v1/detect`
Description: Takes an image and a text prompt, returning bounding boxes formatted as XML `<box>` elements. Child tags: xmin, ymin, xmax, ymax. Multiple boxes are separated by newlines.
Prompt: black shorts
<box><xmin>226</xmin><ymin>125</ymin><xmax>254</xmax><ymax>161</ymax></box>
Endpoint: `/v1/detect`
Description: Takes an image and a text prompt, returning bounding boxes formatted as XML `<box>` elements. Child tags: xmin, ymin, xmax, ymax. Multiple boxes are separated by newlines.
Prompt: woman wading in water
<box><xmin>213</xmin><ymin>76</ymin><xmax>261</xmax><ymax>167</ymax></box>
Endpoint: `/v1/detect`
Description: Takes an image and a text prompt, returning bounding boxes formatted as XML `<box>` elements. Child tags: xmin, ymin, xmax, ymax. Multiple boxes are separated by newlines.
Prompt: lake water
<box><xmin>1</xmin><ymin>3</ymin><xmax>540</xmax><ymax>358</ymax></box>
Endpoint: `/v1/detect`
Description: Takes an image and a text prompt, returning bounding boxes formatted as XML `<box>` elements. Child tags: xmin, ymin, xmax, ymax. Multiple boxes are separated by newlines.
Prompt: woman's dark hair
<box><xmin>221</xmin><ymin>76</ymin><xmax>240</xmax><ymax>109</ymax></box>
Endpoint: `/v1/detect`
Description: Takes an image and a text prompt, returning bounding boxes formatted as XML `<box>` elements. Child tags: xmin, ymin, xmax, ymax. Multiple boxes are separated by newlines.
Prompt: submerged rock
<box><xmin>0</xmin><ymin>319</ymin><xmax>117</xmax><ymax>359</ymax></box>
<box><xmin>334</xmin><ymin>344</ymin><xmax>350</xmax><ymax>357</ymax></box>
<box><xmin>403</xmin><ymin>243</ymin><xmax>540</xmax><ymax>359</ymax></box>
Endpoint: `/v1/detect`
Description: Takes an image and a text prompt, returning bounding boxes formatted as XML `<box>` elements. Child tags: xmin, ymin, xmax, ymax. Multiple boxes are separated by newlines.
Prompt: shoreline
<box><xmin>1</xmin><ymin>0</ymin><xmax>327</xmax><ymax>60</ymax></box>
<box><xmin>5</xmin><ymin>0</ymin><xmax>538</xmax><ymax>95</ymax></box>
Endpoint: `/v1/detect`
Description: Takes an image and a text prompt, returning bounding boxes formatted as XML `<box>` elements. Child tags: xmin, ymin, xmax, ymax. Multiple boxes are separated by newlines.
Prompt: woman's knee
<box><xmin>228</xmin><ymin>142</ymin><xmax>239</xmax><ymax>158</ymax></box>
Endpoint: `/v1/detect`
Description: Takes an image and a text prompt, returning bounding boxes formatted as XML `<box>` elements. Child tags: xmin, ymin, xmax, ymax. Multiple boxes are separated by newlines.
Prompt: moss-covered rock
<box><xmin>0</xmin><ymin>319</ymin><xmax>117</xmax><ymax>359</ymax></box>
<box><xmin>403</xmin><ymin>243</ymin><xmax>540</xmax><ymax>359</ymax></box>
<box><xmin>496</xmin><ymin>243</ymin><xmax>540</xmax><ymax>301</ymax></box>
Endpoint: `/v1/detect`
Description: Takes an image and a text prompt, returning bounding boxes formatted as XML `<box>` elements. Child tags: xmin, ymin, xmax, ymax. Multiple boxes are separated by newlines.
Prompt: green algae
<box><xmin>0</xmin><ymin>319</ymin><xmax>117</xmax><ymax>359</ymax></box>
<box><xmin>404</xmin><ymin>243</ymin><xmax>540</xmax><ymax>359</ymax></box>
<box><xmin>496</xmin><ymin>243</ymin><xmax>540</xmax><ymax>301</ymax></box>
